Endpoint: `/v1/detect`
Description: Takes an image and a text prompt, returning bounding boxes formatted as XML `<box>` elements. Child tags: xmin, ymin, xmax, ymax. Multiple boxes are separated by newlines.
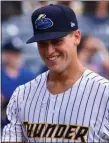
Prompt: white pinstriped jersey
<box><xmin>2</xmin><ymin>69</ymin><xmax>109</xmax><ymax>142</ymax></box>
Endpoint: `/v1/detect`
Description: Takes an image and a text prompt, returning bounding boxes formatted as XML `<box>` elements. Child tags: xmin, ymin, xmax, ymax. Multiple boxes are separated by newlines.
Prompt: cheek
<box><xmin>58</xmin><ymin>49</ymin><xmax>69</xmax><ymax>61</ymax></box>
<box><xmin>13</xmin><ymin>55</ymin><xmax>21</xmax><ymax>61</ymax></box>
<box><xmin>62</xmin><ymin>47</ymin><xmax>73</xmax><ymax>59</ymax></box>
<box><xmin>65</xmin><ymin>49</ymin><xmax>75</xmax><ymax>64</ymax></box>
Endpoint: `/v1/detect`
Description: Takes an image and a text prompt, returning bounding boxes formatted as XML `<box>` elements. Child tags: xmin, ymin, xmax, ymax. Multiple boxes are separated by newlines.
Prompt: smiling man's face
<box><xmin>37</xmin><ymin>30</ymin><xmax>81</xmax><ymax>73</ymax></box>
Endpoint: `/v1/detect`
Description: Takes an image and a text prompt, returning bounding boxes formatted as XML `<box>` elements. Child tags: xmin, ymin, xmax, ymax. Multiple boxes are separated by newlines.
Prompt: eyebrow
<box><xmin>54</xmin><ymin>37</ymin><xmax>65</xmax><ymax>41</ymax></box>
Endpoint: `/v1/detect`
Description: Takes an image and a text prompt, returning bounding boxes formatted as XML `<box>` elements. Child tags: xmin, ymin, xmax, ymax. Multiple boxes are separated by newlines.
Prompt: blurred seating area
<box><xmin>1</xmin><ymin>1</ymin><xmax>109</xmax><ymax>130</ymax></box>
<box><xmin>2</xmin><ymin>1</ymin><xmax>109</xmax><ymax>73</ymax></box>
<box><xmin>78</xmin><ymin>1</ymin><xmax>109</xmax><ymax>51</ymax></box>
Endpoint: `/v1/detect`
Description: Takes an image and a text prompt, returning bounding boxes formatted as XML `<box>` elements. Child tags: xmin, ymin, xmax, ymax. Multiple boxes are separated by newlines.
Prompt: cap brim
<box><xmin>26</xmin><ymin>31</ymin><xmax>71</xmax><ymax>44</ymax></box>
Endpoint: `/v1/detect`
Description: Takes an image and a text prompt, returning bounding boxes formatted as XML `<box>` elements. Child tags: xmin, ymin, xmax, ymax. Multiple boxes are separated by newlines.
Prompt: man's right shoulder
<box><xmin>16</xmin><ymin>70</ymin><xmax>49</xmax><ymax>98</ymax></box>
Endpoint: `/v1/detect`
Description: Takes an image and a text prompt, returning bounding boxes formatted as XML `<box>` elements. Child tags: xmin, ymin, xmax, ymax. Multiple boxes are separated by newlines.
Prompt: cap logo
<box><xmin>71</xmin><ymin>22</ymin><xmax>75</xmax><ymax>28</ymax></box>
<box><xmin>35</xmin><ymin>14</ymin><xmax>53</xmax><ymax>30</ymax></box>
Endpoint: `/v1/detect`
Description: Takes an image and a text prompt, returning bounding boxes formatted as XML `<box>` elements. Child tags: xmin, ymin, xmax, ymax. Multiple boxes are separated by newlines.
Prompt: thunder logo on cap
<box><xmin>35</xmin><ymin>14</ymin><xmax>53</xmax><ymax>30</ymax></box>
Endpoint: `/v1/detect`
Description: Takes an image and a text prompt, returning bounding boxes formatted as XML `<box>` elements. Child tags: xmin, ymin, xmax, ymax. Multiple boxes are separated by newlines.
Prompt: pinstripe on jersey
<box><xmin>2</xmin><ymin>69</ymin><xmax>109</xmax><ymax>142</ymax></box>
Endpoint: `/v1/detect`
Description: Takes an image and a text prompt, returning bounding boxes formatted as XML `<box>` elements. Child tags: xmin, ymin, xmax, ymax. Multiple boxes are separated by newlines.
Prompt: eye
<box><xmin>37</xmin><ymin>42</ymin><xmax>47</xmax><ymax>48</ymax></box>
<box><xmin>52</xmin><ymin>39</ymin><xmax>64</xmax><ymax>45</ymax></box>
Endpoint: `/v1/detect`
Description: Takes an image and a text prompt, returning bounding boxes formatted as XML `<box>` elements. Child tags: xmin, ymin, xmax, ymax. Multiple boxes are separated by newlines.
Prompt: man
<box><xmin>2</xmin><ymin>4</ymin><xmax>109</xmax><ymax>143</ymax></box>
<box><xmin>1</xmin><ymin>39</ymin><xmax>36</xmax><ymax>129</ymax></box>
<box><xmin>2</xmin><ymin>40</ymin><xmax>36</xmax><ymax>99</ymax></box>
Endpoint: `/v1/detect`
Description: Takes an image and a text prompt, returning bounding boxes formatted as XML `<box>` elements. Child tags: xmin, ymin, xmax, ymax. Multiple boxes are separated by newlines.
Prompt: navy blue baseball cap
<box><xmin>2</xmin><ymin>38</ymin><xmax>23</xmax><ymax>53</ymax></box>
<box><xmin>26</xmin><ymin>4</ymin><xmax>78</xmax><ymax>43</ymax></box>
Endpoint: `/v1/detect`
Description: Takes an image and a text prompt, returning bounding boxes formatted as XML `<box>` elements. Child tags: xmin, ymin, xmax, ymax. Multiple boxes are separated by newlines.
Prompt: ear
<box><xmin>74</xmin><ymin>30</ymin><xmax>81</xmax><ymax>46</ymax></box>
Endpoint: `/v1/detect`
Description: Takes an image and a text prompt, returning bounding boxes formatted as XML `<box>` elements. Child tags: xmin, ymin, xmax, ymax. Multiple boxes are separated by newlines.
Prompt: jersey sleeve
<box><xmin>2</xmin><ymin>87</ymin><xmax>24</xmax><ymax>142</ymax></box>
<box><xmin>103</xmin><ymin>85</ymin><xmax>109</xmax><ymax>141</ymax></box>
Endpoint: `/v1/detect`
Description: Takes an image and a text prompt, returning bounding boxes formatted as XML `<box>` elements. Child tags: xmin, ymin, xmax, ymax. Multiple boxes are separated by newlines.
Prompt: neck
<box><xmin>48</xmin><ymin>60</ymin><xmax>85</xmax><ymax>82</ymax></box>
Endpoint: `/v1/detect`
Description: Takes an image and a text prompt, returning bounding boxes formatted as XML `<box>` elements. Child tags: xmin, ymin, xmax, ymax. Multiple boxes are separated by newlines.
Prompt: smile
<box><xmin>47</xmin><ymin>55</ymin><xmax>60</xmax><ymax>61</ymax></box>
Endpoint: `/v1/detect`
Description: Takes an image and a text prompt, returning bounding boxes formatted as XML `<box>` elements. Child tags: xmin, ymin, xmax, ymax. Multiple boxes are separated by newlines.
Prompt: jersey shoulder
<box><xmin>14</xmin><ymin>71</ymin><xmax>48</xmax><ymax>103</ymax></box>
<box><xmin>19</xmin><ymin>70</ymin><xmax>48</xmax><ymax>90</ymax></box>
<box><xmin>85</xmin><ymin>69</ymin><xmax>109</xmax><ymax>87</ymax></box>
<box><xmin>84</xmin><ymin>69</ymin><xmax>109</xmax><ymax>100</ymax></box>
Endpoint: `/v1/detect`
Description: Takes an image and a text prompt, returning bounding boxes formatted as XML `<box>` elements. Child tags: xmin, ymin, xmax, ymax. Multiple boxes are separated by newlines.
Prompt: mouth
<box><xmin>47</xmin><ymin>55</ymin><xmax>60</xmax><ymax>61</ymax></box>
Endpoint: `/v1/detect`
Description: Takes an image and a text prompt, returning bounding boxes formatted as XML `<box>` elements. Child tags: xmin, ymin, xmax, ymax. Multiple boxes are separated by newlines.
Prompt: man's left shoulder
<box><xmin>95</xmin><ymin>74</ymin><xmax>109</xmax><ymax>87</ymax></box>
<box><xmin>86</xmin><ymin>69</ymin><xmax>109</xmax><ymax>86</ymax></box>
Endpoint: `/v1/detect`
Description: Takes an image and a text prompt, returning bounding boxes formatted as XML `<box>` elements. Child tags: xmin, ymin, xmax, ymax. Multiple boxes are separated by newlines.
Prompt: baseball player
<box><xmin>2</xmin><ymin>4</ymin><xmax>109</xmax><ymax>143</ymax></box>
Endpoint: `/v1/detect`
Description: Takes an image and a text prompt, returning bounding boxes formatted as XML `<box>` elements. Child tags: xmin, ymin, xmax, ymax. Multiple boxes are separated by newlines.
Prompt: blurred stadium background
<box><xmin>1</xmin><ymin>1</ymin><xmax>109</xmax><ymax>131</ymax></box>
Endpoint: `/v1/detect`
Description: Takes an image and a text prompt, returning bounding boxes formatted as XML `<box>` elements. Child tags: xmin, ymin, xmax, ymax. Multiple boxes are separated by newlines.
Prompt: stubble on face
<box><xmin>37</xmin><ymin>31</ymin><xmax>80</xmax><ymax>74</ymax></box>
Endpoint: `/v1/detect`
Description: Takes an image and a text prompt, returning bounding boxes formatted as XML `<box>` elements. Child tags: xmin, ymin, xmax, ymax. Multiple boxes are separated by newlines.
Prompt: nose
<box><xmin>46</xmin><ymin>43</ymin><xmax>55</xmax><ymax>56</ymax></box>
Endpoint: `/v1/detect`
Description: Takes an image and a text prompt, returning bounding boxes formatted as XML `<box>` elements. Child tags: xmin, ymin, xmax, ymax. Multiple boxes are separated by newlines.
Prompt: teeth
<box><xmin>48</xmin><ymin>56</ymin><xmax>59</xmax><ymax>61</ymax></box>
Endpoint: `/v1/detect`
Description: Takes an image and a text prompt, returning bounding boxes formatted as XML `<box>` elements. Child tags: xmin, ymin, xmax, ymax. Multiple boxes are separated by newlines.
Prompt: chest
<box><xmin>19</xmin><ymin>84</ymin><xmax>108</xmax><ymax>142</ymax></box>
<box><xmin>20</xmin><ymin>84</ymin><xmax>106</xmax><ymax>126</ymax></box>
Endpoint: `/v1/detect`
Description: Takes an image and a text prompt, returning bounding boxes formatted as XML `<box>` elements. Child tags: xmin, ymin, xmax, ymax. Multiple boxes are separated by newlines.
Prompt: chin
<box><xmin>49</xmin><ymin>66</ymin><xmax>65</xmax><ymax>73</ymax></box>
